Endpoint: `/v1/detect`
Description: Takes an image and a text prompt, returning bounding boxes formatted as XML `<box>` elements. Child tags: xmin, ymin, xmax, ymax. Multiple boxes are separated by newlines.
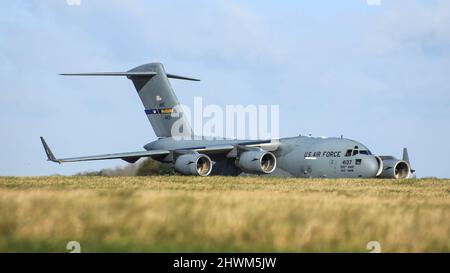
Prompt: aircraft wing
<box><xmin>186</xmin><ymin>140</ymin><xmax>280</xmax><ymax>156</ymax></box>
<box><xmin>41</xmin><ymin>137</ymin><xmax>279</xmax><ymax>164</ymax></box>
<box><xmin>40</xmin><ymin>137</ymin><xmax>169</xmax><ymax>164</ymax></box>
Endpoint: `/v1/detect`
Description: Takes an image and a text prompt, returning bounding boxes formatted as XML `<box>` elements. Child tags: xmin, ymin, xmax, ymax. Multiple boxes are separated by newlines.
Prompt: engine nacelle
<box><xmin>378</xmin><ymin>157</ymin><xmax>410</xmax><ymax>179</ymax></box>
<box><xmin>174</xmin><ymin>153</ymin><xmax>213</xmax><ymax>176</ymax></box>
<box><xmin>237</xmin><ymin>150</ymin><xmax>277</xmax><ymax>174</ymax></box>
<box><xmin>375</xmin><ymin>155</ymin><xmax>384</xmax><ymax>177</ymax></box>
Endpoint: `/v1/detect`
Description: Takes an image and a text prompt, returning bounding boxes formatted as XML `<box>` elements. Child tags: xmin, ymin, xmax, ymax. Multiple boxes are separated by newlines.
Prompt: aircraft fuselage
<box><xmin>145</xmin><ymin>136</ymin><xmax>381</xmax><ymax>178</ymax></box>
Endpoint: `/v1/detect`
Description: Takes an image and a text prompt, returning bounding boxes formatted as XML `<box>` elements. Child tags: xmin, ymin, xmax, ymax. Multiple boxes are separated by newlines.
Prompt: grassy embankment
<box><xmin>0</xmin><ymin>176</ymin><xmax>448</xmax><ymax>252</ymax></box>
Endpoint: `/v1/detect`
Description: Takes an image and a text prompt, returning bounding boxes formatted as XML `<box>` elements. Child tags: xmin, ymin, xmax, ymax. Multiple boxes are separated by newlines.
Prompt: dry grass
<box><xmin>0</xmin><ymin>176</ymin><xmax>449</xmax><ymax>252</ymax></box>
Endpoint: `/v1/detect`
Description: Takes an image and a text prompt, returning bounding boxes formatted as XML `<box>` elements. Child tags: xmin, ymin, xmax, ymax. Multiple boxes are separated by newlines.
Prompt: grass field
<box><xmin>0</xmin><ymin>176</ymin><xmax>449</xmax><ymax>252</ymax></box>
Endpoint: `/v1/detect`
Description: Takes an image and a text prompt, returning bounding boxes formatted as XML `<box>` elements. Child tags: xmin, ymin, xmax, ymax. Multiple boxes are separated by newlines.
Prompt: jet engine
<box><xmin>237</xmin><ymin>150</ymin><xmax>277</xmax><ymax>174</ymax></box>
<box><xmin>378</xmin><ymin>156</ymin><xmax>410</xmax><ymax>179</ymax></box>
<box><xmin>374</xmin><ymin>155</ymin><xmax>384</xmax><ymax>177</ymax></box>
<box><xmin>174</xmin><ymin>153</ymin><xmax>213</xmax><ymax>176</ymax></box>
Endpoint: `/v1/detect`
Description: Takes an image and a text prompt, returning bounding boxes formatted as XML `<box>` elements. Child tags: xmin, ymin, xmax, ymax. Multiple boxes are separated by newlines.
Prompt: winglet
<box><xmin>40</xmin><ymin>137</ymin><xmax>59</xmax><ymax>163</ymax></box>
<box><xmin>402</xmin><ymin>147</ymin><xmax>410</xmax><ymax>164</ymax></box>
<box><xmin>403</xmin><ymin>147</ymin><xmax>415</xmax><ymax>173</ymax></box>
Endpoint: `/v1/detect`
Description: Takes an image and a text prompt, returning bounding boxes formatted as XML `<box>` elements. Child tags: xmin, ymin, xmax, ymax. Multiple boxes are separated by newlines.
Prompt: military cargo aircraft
<box><xmin>41</xmin><ymin>63</ymin><xmax>415</xmax><ymax>178</ymax></box>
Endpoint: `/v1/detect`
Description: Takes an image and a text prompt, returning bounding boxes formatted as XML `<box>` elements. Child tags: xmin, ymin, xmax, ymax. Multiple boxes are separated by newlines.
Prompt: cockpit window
<box><xmin>346</xmin><ymin>148</ymin><xmax>371</xmax><ymax>157</ymax></box>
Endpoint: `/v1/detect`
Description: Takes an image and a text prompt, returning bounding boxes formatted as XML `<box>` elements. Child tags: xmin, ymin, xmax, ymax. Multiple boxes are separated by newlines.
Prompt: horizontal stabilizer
<box><xmin>60</xmin><ymin>72</ymin><xmax>200</xmax><ymax>81</ymax></box>
<box><xmin>60</xmin><ymin>72</ymin><xmax>157</xmax><ymax>77</ymax></box>
<box><xmin>166</xmin><ymin>73</ymin><xmax>200</xmax><ymax>81</ymax></box>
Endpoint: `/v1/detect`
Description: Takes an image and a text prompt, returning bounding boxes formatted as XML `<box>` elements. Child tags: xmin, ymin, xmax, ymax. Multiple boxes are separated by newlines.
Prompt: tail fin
<box><xmin>128</xmin><ymin>63</ymin><xmax>195</xmax><ymax>138</ymax></box>
<box><xmin>61</xmin><ymin>63</ymin><xmax>198</xmax><ymax>138</ymax></box>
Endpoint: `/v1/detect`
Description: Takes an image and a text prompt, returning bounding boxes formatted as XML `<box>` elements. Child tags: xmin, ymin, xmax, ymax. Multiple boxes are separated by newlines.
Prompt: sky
<box><xmin>0</xmin><ymin>0</ymin><xmax>449</xmax><ymax>177</ymax></box>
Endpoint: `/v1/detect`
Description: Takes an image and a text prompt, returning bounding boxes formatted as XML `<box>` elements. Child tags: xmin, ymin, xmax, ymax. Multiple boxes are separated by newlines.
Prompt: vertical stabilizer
<box><xmin>128</xmin><ymin>63</ymin><xmax>195</xmax><ymax>138</ymax></box>
<box><xmin>61</xmin><ymin>63</ymin><xmax>199</xmax><ymax>138</ymax></box>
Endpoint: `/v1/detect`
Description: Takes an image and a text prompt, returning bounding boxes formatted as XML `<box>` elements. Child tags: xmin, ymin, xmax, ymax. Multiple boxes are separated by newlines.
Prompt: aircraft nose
<box><xmin>362</xmin><ymin>156</ymin><xmax>380</xmax><ymax>178</ymax></box>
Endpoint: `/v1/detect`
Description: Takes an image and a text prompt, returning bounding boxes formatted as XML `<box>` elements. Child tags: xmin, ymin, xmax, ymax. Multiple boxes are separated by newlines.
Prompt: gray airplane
<box><xmin>41</xmin><ymin>62</ymin><xmax>415</xmax><ymax>179</ymax></box>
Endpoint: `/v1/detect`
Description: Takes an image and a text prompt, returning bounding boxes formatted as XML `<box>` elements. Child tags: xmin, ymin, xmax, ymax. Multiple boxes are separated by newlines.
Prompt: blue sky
<box><xmin>1</xmin><ymin>0</ymin><xmax>449</xmax><ymax>177</ymax></box>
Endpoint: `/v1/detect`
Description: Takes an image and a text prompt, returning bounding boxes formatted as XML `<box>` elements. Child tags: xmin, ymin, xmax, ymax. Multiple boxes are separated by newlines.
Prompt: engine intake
<box><xmin>237</xmin><ymin>150</ymin><xmax>277</xmax><ymax>174</ymax></box>
<box><xmin>375</xmin><ymin>155</ymin><xmax>384</xmax><ymax>177</ymax></box>
<box><xmin>378</xmin><ymin>157</ymin><xmax>410</xmax><ymax>179</ymax></box>
<box><xmin>174</xmin><ymin>153</ymin><xmax>213</xmax><ymax>176</ymax></box>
